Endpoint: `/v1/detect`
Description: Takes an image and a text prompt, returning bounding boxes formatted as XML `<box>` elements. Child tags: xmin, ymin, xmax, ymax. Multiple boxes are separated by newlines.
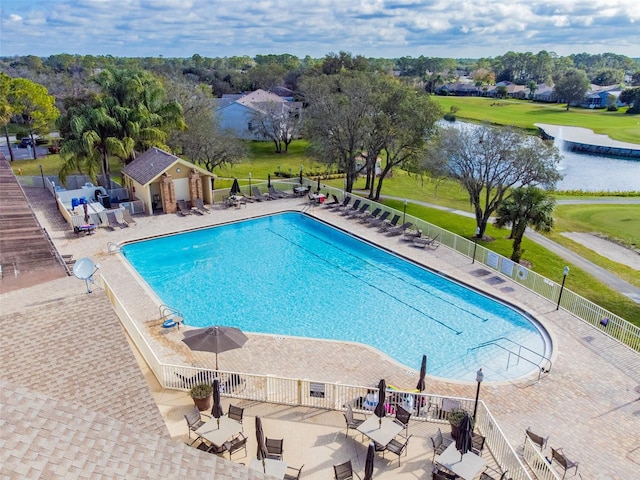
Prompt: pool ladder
<box><xmin>467</xmin><ymin>337</ymin><xmax>552</xmax><ymax>382</ymax></box>
<box><xmin>159</xmin><ymin>305</ymin><xmax>184</xmax><ymax>328</ymax></box>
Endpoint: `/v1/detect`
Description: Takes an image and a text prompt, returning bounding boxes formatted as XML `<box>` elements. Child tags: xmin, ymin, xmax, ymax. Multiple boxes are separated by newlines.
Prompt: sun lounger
<box><xmin>346</xmin><ymin>202</ymin><xmax>370</xmax><ymax>218</ymax></box>
<box><xmin>269</xmin><ymin>185</ymin><xmax>292</xmax><ymax>199</ymax></box>
<box><xmin>251</xmin><ymin>186</ymin><xmax>270</xmax><ymax>202</ymax></box>
<box><xmin>120</xmin><ymin>207</ymin><xmax>137</xmax><ymax>225</ymax></box>
<box><xmin>328</xmin><ymin>195</ymin><xmax>351</xmax><ymax>211</ymax></box>
<box><xmin>194</xmin><ymin>198</ymin><xmax>210</xmax><ymax>214</ymax></box>
<box><xmin>367</xmin><ymin>210</ymin><xmax>390</xmax><ymax>227</ymax></box>
<box><xmin>387</xmin><ymin>222</ymin><xmax>412</xmax><ymax>236</ymax></box>
<box><xmin>378</xmin><ymin>214</ymin><xmax>400</xmax><ymax>231</ymax></box>
<box><xmin>108</xmin><ymin>210</ymin><xmax>129</xmax><ymax>228</ymax></box>
<box><xmin>177</xmin><ymin>199</ymin><xmax>193</xmax><ymax>216</ymax></box>
<box><xmin>402</xmin><ymin>229</ymin><xmax>421</xmax><ymax>241</ymax></box>
<box><xmin>339</xmin><ymin>199</ymin><xmax>361</xmax><ymax>216</ymax></box>
<box><xmin>358</xmin><ymin>207</ymin><xmax>381</xmax><ymax>223</ymax></box>
<box><xmin>412</xmin><ymin>234</ymin><xmax>439</xmax><ymax>249</ymax></box>
<box><xmin>323</xmin><ymin>194</ymin><xmax>340</xmax><ymax>208</ymax></box>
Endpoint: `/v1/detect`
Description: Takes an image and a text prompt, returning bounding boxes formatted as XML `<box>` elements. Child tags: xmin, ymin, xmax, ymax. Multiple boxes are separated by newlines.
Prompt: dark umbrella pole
<box><xmin>267</xmin><ymin>173</ymin><xmax>271</xmax><ymax>188</ymax></box>
<box><xmin>256</xmin><ymin>416</ymin><xmax>268</xmax><ymax>471</ymax></box>
<box><xmin>212</xmin><ymin>378</ymin><xmax>223</xmax><ymax>428</ymax></box>
<box><xmin>455</xmin><ymin>413</ymin><xmax>473</xmax><ymax>460</ymax></box>
<box><xmin>317</xmin><ymin>176</ymin><xmax>321</xmax><ymax>193</ymax></box>
<box><xmin>416</xmin><ymin>355</ymin><xmax>427</xmax><ymax>416</ymax></box>
<box><xmin>374</xmin><ymin>379</ymin><xmax>387</xmax><ymax>428</ymax></box>
<box><xmin>364</xmin><ymin>442</ymin><xmax>375</xmax><ymax>480</ymax></box>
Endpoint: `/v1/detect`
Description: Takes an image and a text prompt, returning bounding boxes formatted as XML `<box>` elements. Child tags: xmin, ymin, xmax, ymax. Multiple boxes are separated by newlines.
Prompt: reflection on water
<box><xmin>439</xmin><ymin>120</ymin><xmax>640</xmax><ymax>192</ymax></box>
<box><xmin>556</xmin><ymin>150</ymin><xmax>640</xmax><ymax>192</ymax></box>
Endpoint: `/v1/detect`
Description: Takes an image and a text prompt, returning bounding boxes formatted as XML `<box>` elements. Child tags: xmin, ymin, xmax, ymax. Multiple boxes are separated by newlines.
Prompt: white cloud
<box><xmin>0</xmin><ymin>0</ymin><xmax>638</xmax><ymax>58</ymax></box>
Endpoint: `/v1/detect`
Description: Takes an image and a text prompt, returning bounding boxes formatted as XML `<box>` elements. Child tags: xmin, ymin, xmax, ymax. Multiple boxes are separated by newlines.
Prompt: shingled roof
<box><xmin>122</xmin><ymin>148</ymin><xmax>180</xmax><ymax>186</ymax></box>
<box><xmin>122</xmin><ymin>148</ymin><xmax>215</xmax><ymax>187</ymax></box>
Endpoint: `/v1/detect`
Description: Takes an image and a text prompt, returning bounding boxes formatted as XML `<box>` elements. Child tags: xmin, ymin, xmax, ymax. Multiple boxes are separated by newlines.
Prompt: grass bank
<box><xmin>431</xmin><ymin>96</ymin><xmax>640</xmax><ymax>144</ymax></box>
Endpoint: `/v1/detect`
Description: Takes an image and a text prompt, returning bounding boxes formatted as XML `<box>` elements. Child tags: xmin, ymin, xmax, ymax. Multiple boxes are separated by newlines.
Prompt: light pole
<box><xmin>556</xmin><ymin>266</ymin><xmax>570</xmax><ymax>310</ymax></box>
<box><xmin>403</xmin><ymin>198</ymin><xmax>407</xmax><ymax>224</ymax></box>
<box><xmin>248</xmin><ymin>172</ymin><xmax>251</xmax><ymax>195</ymax></box>
<box><xmin>472</xmin><ymin>367</ymin><xmax>483</xmax><ymax>425</ymax></box>
<box><xmin>39</xmin><ymin>164</ymin><xmax>45</xmax><ymax>189</ymax></box>
<box><xmin>472</xmin><ymin>227</ymin><xmax>480</xmax><ymax>264</ymax></box>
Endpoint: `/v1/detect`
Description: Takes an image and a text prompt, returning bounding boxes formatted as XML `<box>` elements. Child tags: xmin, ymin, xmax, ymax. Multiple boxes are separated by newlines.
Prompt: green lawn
<box><xmin>432</xmin><ymin>96</ymin><xmax>640</xmax><ymax>144</ymax></box>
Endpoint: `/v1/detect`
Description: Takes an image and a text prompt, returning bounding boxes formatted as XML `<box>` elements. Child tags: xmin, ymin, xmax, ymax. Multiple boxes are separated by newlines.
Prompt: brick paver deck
<box><xmin>2</xmin><ymin>185</ymin><xmax>639</xmax><ymax>479</ymax></box>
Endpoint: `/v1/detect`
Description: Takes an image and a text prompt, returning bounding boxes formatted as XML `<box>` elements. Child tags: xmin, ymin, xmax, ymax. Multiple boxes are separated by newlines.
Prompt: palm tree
<box><xmin>58</xmin><ymin>103</ymin><xmax>128</xmax><ymax>187</ymax></box>
<box><xmin>494</xmin><ymin>187</ymin><xmax>555</xmax><ymax>263</ymax></box>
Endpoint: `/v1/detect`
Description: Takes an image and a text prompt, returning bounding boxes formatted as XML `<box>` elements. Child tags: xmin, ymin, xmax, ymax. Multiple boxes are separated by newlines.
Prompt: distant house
<box><xmin>437</xmin><ymin>82</ymin><xmax>481</xmax><ymax>96</ymax></box>
<box><xmin>216</xmin><ymin>89</ymin><xmax>302</xmax><ymax>140</ymax></box>
<box><xmin>532</xmin><ymin>84</ymin><xmax>555</xmax><ymax>102</ymax></box>
<box><xmin>122</xmin><ymin>148</ymin><xmax>216</xmax><ymax>215</ymax></box>
<box><xmin>489</xmin><ymin>81</ymin><xmax>527</xmax><ymax>99</ymax></box>
<box><xmin>581</xmin><ymin>85</ymin><xmax>624</xmax><ymax>109</ymax></box>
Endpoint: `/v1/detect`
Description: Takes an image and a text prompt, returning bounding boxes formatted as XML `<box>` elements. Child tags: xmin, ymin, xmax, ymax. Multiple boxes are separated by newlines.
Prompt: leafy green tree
<box><xmin>426</xmin><ymin>124</ymin><xmax>561</xmax><ymax>238</ymax></box>
<box><xmin>553</xmin><ymin>68</ymin><xmax>590</xmax><ymax>110</ymax></box>
<box><xmin>366</xmin><ymin>81</ymin><xmax>442</xmax><ymax>200</ymax></box>
<box><xmin>7</xmin><ymin>78</ymin><xmax>59</xmax><ymax>159</ymax></box>
<box><xmin>528</xmin><ymin>80</ymin><xmax>538</xmax><ymax>100</ymax></box>
<box><xmin>166</xmin><ymin>80</ymin><xmax>246</xmax><ymax>171</ymax></box>
<box><xmin>0</xmin><ymin>73</ymin><xmax>16</xmax><ymax>161</ymax></box>
<box><xmin>94</xmin><ymin>67</ymin><xmax>185</xmax><ymax>162</ymax></box>
<box><xmin>58</xmin><ymin>103</ymin><xmax>128</xmax><ymax>186</ymax></box>
<box><xmin>591</xmin><ymin>68</ymin><xmax>624</xmax><ymax>86</ymax></box>
<box><xmin>494</xmin><ymin>187</ymin><xmax>555</xmax><ymax>263</ymax></box>
<box><xmin>301</xmin><ymin>72</ymin><xmax>374</xmax><ymax>192</ymax></box>
<box><xmin>620</xmin><ymin>87</ymin><xmax>640</xmax><ymax>114</ymax></box>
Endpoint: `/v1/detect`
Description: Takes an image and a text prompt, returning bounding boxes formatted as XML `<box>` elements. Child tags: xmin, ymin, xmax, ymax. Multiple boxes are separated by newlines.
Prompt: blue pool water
<box><xmin>122</xmin><ymin>212</ymin><xmax>549</xmax><ymax>381</ymax></box>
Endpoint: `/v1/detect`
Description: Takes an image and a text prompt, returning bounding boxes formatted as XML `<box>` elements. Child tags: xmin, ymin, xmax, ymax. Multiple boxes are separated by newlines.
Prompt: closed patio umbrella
<box><xmin>182</xmin><ymin>326</ymin><xmax>248</xmax><ymax>370</ymax></box>
<box><xmin>83</xmin><ymin>202</ymin><xmax>89</xmax><ymax>224</ymax></box>
<box><xmin>364</xmin><ymin>442</ymin><xmax>375</xmax><ymax>480</ymax></box>
<box><xmin>211</xmin><ymin>378</ymin><xmax>223</xmax><ymax>427</ymax></box>
<box><xmin>316</xmin><ymin>176</ymin><xmax>321</xmax><ymax>193</ymax></box>
<box><xmin>455</xmin><ymin>412</ymin><xmax>473</xmax><ymax>460</ymax></box>
<box><xmin>416</xmin><ymin>354</ymin><xmax>427</xmax><ymax>416</ymax></box>
<box><xmin>230</xmin><ymin>178</ymin><xmax>241</xmax><ymax>196</ymax></box>
<box><xmin>374</xmin><ymin>379</ymin><xmax>386</xmax><ymax>427</ymax></box>
<box><xmin>267</xmin><ymin>173</ymin><xmax>271</xmax><ymax>188</ymax></box>
<box><xmin>256</xmin><ymin>416</ymin><xmax>268</xmax><ymax>466</ymax></box>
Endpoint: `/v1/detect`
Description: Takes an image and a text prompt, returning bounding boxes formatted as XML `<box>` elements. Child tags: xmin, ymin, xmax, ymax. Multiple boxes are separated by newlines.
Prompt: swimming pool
<box><xmin>122</xmin><ymin>212</ymin><xmax>550</xmax><ymax>381</ymax></box>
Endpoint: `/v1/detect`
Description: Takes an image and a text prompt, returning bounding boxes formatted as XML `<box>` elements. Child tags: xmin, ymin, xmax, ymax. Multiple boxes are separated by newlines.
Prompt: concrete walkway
<box><xmin>381</xmin><ymin>194</ymin><xmax>640</xmax><ymax>304</ymax></box>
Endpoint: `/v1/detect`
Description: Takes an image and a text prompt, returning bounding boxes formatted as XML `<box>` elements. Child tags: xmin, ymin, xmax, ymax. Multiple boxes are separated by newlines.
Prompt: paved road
<box><xmin>382</xmin><ymin>195</ymin><xmax>640</xmax><ymax>304</ymax></box>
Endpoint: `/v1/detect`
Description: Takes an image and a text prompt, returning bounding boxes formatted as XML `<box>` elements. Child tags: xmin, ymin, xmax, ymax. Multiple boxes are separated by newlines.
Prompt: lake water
<box><xmin>441</xmin><ymin>121</ymin><xmax>640</xmax><ymax>192</ymax></box>
<box><xmin>555</xmin><ymin>145</ymin><xmax>640</xmax><ymax>192</ymax></box>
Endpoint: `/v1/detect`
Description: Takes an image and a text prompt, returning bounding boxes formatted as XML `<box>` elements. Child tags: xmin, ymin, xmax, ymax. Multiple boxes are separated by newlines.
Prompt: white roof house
<box><xmin>216</xmin><ymin>89</ymin><xmax>301</xmax><ymax>140</ymax></box>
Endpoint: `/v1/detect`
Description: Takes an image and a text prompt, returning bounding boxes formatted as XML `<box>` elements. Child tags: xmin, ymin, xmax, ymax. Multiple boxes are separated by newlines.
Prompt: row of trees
<box><xmin>1</xmin><ymin>64</ymin><xmax>568</xmax><ymax>263</ymax></box>
<box><xmin>3</xmin><ymin>51</ymin><xmax>639</xmax><ymax>113</ymax></box>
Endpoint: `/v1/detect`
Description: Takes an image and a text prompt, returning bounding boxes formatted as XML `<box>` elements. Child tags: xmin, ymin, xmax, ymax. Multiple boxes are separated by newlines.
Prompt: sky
<box><xmin>0</xmin><ymin>0</ymin><xmax>638</xmax><ymax>60</ymax></box>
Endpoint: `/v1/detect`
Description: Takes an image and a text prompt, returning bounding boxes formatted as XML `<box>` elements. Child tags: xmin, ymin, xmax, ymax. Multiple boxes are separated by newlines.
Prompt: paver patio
<box><xmin>2</xmin><ymin>184</ymin><xmax>639</xmax><ymax>479</ymax></box>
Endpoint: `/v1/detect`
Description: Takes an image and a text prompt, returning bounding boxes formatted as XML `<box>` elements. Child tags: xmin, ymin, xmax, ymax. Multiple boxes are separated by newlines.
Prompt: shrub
<box><xmin>189</xmin><ymin>383</ymin><xmax>213</xmax><ymax>399</ymax></box>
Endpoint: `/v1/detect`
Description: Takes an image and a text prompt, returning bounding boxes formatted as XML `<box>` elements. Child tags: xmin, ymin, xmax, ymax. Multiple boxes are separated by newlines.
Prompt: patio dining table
<box><xmin>436</xmin><ymin>441</ymin><xmax>486</xmax><ymax>480</ymax></box>
<box><xmin>249</xmin><ymin>458</ymin><xmax>288</xmax><ymax>479</ymax></box>
<box><xmin>357</xmin><ymin>415</ymin><xmax>403</xmax><ymax>447</ymax></box>
<box><xmin>195</xmin><ymin>415</ymin><xmax>242</xmax><ymax>449</ymax></box>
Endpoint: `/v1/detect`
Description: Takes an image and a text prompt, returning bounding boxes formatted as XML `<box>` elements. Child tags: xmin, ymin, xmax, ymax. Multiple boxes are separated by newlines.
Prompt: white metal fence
<box><xmin>100</xmin><ymin>275</ymin><xmax>533</xmax><ymax>480</ymax></box>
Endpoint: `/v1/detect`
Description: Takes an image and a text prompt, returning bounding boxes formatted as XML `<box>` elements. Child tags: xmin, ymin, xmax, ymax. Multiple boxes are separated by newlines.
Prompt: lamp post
<box><xmin>403</xmin><ymin>198</ymin><xmax>407</xmax><ymax>224</ymax></box>
<box><xmin>248</xmin><ymin>172</ymin><xmax>251</xmax><ymax>195</ymax></box>
<box><xmin>556</xmin><ymin>266</ymin><xmax>570</xmax><ymax>310</ymax></box>
<box><xmin>472</xmin><ymin>227</ymin><xmax>480</xmax><ymax>264</ymax></box>
<box><xmin>39</xmin><ymin>164</ymin><xmax>45</xmax><ymax>189</ymax></box>
<box><xmin>472</xmin><ymin>367</ymin><xmax>483</xmax><ymax>425</ymax></box>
